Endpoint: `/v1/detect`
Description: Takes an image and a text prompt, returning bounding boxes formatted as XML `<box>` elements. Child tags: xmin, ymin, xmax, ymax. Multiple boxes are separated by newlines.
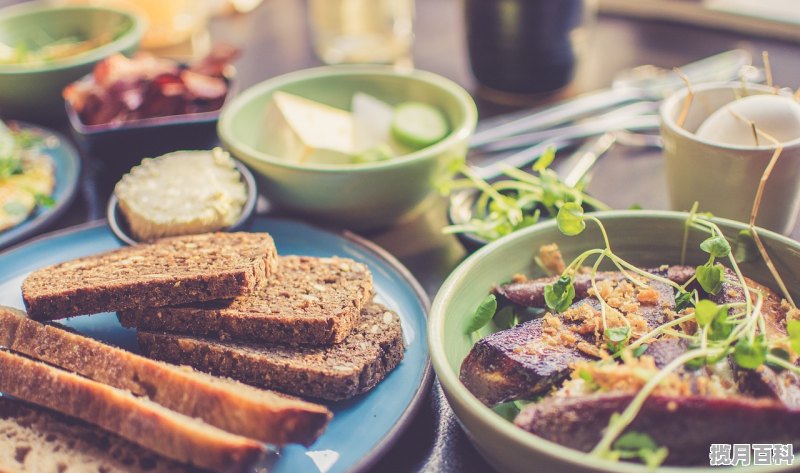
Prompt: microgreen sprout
<box><xmin>442</xmin><ymin>147</ymin><xmax>609</xmax><ymax>242</ymax></box>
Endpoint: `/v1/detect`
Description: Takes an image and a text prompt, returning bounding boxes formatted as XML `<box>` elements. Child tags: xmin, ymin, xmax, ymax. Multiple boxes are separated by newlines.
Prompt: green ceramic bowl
<box><xmin>430</xmin><ymin>210</ymin><xmax>800</xmax><ymax>473</ymax></box>
<box><xmin>0</xmin><ymin>2</ymin><xmax>145</xmax><ymax>120</ymax></box>
<box><xmin>218</xmin><ymin>66</ymin><xmax>477</xmax><ymax>230</ymax></box>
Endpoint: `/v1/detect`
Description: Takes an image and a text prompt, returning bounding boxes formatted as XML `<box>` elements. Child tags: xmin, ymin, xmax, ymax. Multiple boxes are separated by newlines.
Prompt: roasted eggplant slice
<box><xmin>495</xmin><ymin>266</ymin><xmax>694</xmax><ymax>308</ymax></box>
<box><xmin>461</xmin><ymin>274</ymin><xmax>677</xmax><ymax>406</ymax></box>
<box><xmin>514</xmin><ymin>393</ymin><xmax>800</xmax><ymax>466</ymax></box>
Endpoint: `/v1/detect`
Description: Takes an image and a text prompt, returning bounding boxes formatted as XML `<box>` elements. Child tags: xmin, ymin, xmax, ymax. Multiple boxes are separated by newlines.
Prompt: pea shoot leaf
<box><xmin>696</xmin><ymin>262</ymin><xmax>724</xmax><ymax>295</ymax></box>
<box><xmin>611</xmin><ymin>431</ymin><xmax>669</xmax><ymax>468</ymax></box>
<box><xmin>767</xmin><ymin>347</ymin><xmax>791</xmax><ymax>372</ymax></box>
<box><xmin>733</xmin><ymin>229</ymin><xmax>760</xmax><ymax>264</ymax></box>
<box><xmin>788</xmin><ymin>319</ymin><xmax>800</xmax><ymax>353</ymax></box>
<box><xmin>708</xmin><ymin>305</ymin><xmax>733</xmax><ymax>341</ymax></box>
<box><xmin>632</xmin><ymin>344</ymin><xmax>649</xmax><ymax>358</ymax></box>
<box><xmin>734</xmin><ymin>335</ymin><xmax>768</xmax><ymax>369</ymax></box>
<box><xmin>465</xmin><ymin>294</ymin><xmax>497</xmax><ymax>333</ymax></box>
<box><xmin>605</xmin><ymin>326</ymin><xmax>631</xmax><ymax>353</ymax></box>
<box><xmin>694</xmin><ymin>300</ymin><xmax>719</xmax><ymax>327</ymax></box>
<box><xmin>544</xmin><ymin>275</ymin><xmax>575</xmax><ymax>313</ymax></box>
<box><xmin>674</xmin><ymin>289</ymin><xmax>694</xmax><ymax>312</ymax></box>
<box><xmin>699</xmin><ymin>235</ymin><xmax>731</xmax><ymax>258</ymax></box>
<box><xmin>532</xmin><ymin>145</ymin><xmax>556</xmax><ymax>172</ymax></box>
<box><xmin>556</xmin><ymin>202</ymin><xmax>585</xmax><ymax>236</ymax></box>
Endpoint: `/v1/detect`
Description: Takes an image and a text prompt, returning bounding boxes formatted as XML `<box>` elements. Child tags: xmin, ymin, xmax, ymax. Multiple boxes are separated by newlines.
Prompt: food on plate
<box><xmin>7</xmin><ymin>230</ymin><xmax>406</xmax><ymax>469</ymax></box>
<box><xmin>695</xmin><ymin>94</ymin><xmax>800</xmax><ymax>147</ymax></box>
<box><xmin>460</xmin><ymin>207</ymin><xmax>800</xmax><ymax>466</ymax></box>
<box><xmin>262</xmin><ymin>90</ymin><xmax>449</xmax><ymax>164</ymax></box>
<box><xmin>0</xmin><ymin>306</ymin><xmax>332</xmax><ymax>446</ymax></box>
<box><xmin>0</xmin><ymin>121</ymin><xmax>55</xmax><ymax>233</ymax></box>
<box><xmin>443</xmin><ymin>146</ymin><xmax>610</xmax><ymax>242</ymax></box>
<box><xmin>21</xmin><ymin>232</ymin><xmax>278</xmax><ymax>320</ymax></box>
<box><xmin>119</xmin><ymin>255</ymin><xmax>374</xmax><ymax>345</ymax></box>
<box><xmin>0</xmin><ymin>30</ymin><xmax>119</xmax><ymax>66</ymax></box>
<box><xmin>0</xmin><ymin>349</ymin><xmax>266</xmax><ymax>472</ymax></box>
<box><xmin>62</xmin><ymin>46</ymin><xmax>238</xmax><ymax>126</ymax></box>
<box><xmin>138</xmin><ymin>302</ymin><xmax>405</xmax><ymax>401</ymax></box>
<box><xmin>115</xmin><ymin>148</ymin><xmax>248</xmax><ymax>241</ymax></box>
<box><xmin>0</xmin><ymin>397</ymin><xmax>197</xmax><ymax>473</ymax></box>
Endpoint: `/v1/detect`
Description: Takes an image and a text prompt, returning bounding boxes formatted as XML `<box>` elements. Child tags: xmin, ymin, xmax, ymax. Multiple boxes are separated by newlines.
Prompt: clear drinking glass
<box><xmin>308</xmin><ymin>0</ymin><xmax>414</xmax><ymax>65</ymax></box>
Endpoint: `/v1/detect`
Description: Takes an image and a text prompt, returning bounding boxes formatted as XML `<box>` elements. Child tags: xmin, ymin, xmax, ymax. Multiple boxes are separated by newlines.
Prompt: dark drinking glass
<box><xmin>465</xmin><ymin>0</ymin><xmax>586</xmax><ymax>95</ymax></box>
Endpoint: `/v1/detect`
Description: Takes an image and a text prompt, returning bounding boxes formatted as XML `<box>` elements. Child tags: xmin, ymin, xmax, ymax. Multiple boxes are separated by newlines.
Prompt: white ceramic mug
<box><xmin>660</xmin><ymin>82</ymin><xmax>800</xmax><ymax>234</ymax></box>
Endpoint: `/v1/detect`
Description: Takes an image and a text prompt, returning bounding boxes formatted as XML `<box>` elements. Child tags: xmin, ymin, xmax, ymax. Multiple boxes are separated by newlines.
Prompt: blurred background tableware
<box><xmin>0</xmin><ymin>2</ymin><xmax>144</xmax><ymax>121</ymax></box>
<box><xmin>464</xmin><ymin>0</ymin><xmax>597</xmax><ymax>101</ymax></box>
<box><xmin>307</xmin><ymin>0</ymin><xmax>414</xmax><ymax>65</ymax></box>
<box><xmin>218</xmin><ymin>65</ymin><xmax>477</xmax><ymax>231</ymax></box>
<box><xmin>58</xmin><ymin>0</ymin><xmax>211</xmax><ymax>59</ymax></box>
<box><xmin>660</xmin><ymin>82</ymin><xmax>800</xmax><ymax>234</ymax></box>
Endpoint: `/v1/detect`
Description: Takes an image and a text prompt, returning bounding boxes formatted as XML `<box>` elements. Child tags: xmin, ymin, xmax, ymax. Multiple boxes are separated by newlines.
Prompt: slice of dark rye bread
<box><xmin>0</xmin><ymin>350</ymin><xmax>265</xmax><ymax>472</ymax></box>
<box><xmin>0</xmin><ymin>397</ymin><xmax>203</xmax><ymax>473</ymax></box>
<box><xmin>138</xmin><ymin>303</ymin><xmax>405</xmax><ymax>401</ymax></box>
<box><xmin>119</xmin><ymin>256</ymin><xmax>373</xmax><ymax>346</ymax></box>
<box><xmin>0</xmin><ymin>306</ymin><xmax>331</xmax><ymax>446</ymax></box>
<box><xmin>21</xmin><ymin>232</ymin><xmax>278</xmax><ymax>320</ymax></box>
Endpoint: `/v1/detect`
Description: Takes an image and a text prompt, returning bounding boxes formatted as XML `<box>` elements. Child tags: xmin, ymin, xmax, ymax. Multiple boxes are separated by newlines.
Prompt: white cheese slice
<box><xmin>352</xmin><ymin>92</ymin><xmax>394</xmax><ymax>152</ymax></box>
<box><xmin>262</xmin><ymin>91</ymin><xmax>357</xmax><ymax>164</ymax></box>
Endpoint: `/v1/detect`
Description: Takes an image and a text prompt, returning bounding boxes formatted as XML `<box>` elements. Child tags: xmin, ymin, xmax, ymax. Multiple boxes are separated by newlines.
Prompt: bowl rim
<box><xmin>0</xmin><ymin>2</ymin><xmax>146</xmax><ymax>75</ymax></box>
<box><xmin>106</xmin><ymin>153</ymin><xmax>258</xmax><ymax>246</ymax></box>
<box><xmin>429</xmin><ymin>209</ymin><xmax>797</xmax><ymax>473</ymax></box>
<box><xmin>217</xmin><ymin>65</ymin><xmax>478</xmax><ymax>173</ymax></box>
<box><xmin>659</xmin><ymin>81</ymin><xmax>800</xmax><ymax>151</ymax></box>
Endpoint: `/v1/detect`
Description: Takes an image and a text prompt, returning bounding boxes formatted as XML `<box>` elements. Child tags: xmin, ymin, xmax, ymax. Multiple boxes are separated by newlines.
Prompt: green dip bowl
<box><xmin>430</xmin><ymin>210</ymin><xmax>800</xmax><ymax>473</ymax></box>
<box><xmin>0</xmin><ymin>2</ymin><xmax>145</xmax><ymax>120</ymax></box>
<box><xmin>218</xmin><ymin>66</ymin><xmax>477</xmax><ymax>231</ymax></box>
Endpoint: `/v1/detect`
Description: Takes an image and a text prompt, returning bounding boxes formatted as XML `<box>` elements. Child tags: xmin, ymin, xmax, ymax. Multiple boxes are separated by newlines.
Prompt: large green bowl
<box><xmin>0</xmin><ymin>2</ymin><xmax>145</xmax><ymax>120</ymax></box>
<box><xmin>218</xmin><ymin>66</ymin><xmax>477</xmax><ymax>230</ymax></box>
<box><xmin>430</xmin><ymin>210</ymin><xmax>800</xmax><ymax>473</ymax></box>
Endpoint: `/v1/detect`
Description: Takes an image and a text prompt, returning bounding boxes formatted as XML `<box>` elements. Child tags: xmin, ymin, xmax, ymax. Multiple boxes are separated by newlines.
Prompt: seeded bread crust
<box><xmin>0</xmin><ymin>397</ymin><xmax>203</xmax><ymax>473</ymax></box>
<box><xmin>0</xmin><ymin>350</ymin><xmax>265</xmax><ymax>472</ymax></box>
<box><xmin>21</xmin><ymin>232</ymin><xmax>277</xmax><ymax>320</ymax></box>
<box><xmin>0</xmin><ymin>306</ymin><xmax>331</xmax><ymax>446</ymax></box>
<box><xmin>138</xmin><ymin>303</ymin><xmax>405</xmax><ymax>401</ymax></box>
<box><xmin>120</xmin><ymin>256</ymin><xmax>373</xmax><ymax>346</ymax></box>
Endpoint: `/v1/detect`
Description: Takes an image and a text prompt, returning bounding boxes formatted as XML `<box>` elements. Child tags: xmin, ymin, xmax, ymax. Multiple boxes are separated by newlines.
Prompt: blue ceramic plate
<box><xmin>0</xmin><ymin>217</ymin><xmax>431</xmax><ymax>473</ymax></box>
<box><xmin>0</xmin><ymin>121</ymin><xmax>81</xmax><ymax>250</ymax></box>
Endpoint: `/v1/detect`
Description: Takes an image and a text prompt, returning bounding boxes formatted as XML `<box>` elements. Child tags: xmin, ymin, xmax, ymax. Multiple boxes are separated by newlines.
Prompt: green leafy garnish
<box><xmin>674</xmin><ymin>290</ymin><xmax>694</xmax><ymax>312</ymax></box>
<box><xmin>556</xmin><ymin>202</ymin><xmax>585</xmax><ymax>236</ymax></box>
<box><xmin>609</xmin><ymin>431</ymin><xmax>668</xmax><ymax>468</ymax></box>
<box><xmin>788</xmin><ymin>319</ymin><xmax>800</xmax><ymax>353</ymax></box>
<box><xmin>734</xmin><ymin>335</ymin><xmax>768</xmax><ymax>369</ymax></box>
<box><xmin>696</xmin><ymin>262</ymin><xmax>724</xmax><ymax>295</ymax></box>
<box><xmin>532</xmin><ymin>145</ymin><xmax>556</xmax><ymax>172</ymax></box>
<box><xmin>34</xmin><ymin>193</ymin><xmax>55</xmax><ymax>208</ymax></box>
<box><xmin>733</xmin><ymin>229</ymin><xmax>759</xmax><ymax>263</ymax></box>
<box><xmin>605</xmin><ymin>326</ymin><xmax>631</xmax><ymax>353</ymax></box>
<box><xmin>544</xmin><ymin>275</ymin><xmax>575</xmax><ymax>313</ymax></box>
<box><xmin>699</xmin><ymin>235</ymin><xmax>731</xmax><ymax>258</ymax></box>
<box><xmin>708</xmin><ymin>305</ymin><xmax>733</xmax><ymax>341</ymax></box>
<box><xmin>465</xmin><ymin>294</ymin><xmax>497</xmax><ymax>333</ymax></box>
<box><xmin>632</xmin><ymin>344</ymin><xmax>649</xmax><ymax>358</ymax></box>
<box><xmin>693</xmin><ymin>300</ymin><xmax>719</xmax><ymax>327</ymax></box>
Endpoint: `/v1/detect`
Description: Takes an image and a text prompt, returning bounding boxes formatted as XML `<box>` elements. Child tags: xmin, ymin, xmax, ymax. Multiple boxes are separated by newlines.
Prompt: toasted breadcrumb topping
<box><xmin>538</xmin><ymin>244</ymin><xmax>566</xmax><ymax>275</ymax></box>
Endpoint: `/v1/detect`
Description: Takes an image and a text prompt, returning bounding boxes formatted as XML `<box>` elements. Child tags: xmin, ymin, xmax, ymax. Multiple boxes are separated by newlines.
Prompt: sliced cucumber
<box><xmin>390</xmin><ymin>102</ymin><xmax>449</xmax><ymax>150</ymax></box>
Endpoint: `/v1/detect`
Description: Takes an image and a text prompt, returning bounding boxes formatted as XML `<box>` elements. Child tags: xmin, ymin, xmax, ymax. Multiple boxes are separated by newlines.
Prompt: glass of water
<box><xmin>308</xmin><ymin>0</ymin><xmax>415</xmax><ymax>65</ymax></box>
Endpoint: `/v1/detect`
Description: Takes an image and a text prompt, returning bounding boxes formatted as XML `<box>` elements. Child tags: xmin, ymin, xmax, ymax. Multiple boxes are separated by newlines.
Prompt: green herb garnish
<box><xmin>465</xmin><ymin>294</ymin><xmax>497</xmax><ymax>334</ymax></box>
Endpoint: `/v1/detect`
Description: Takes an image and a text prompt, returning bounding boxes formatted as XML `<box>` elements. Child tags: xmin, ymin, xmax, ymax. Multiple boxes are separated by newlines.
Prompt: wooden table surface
<box><xmin>3</xmin><ymin>0</ymin><xmax>800</xmax><ymax>471</ymax></box>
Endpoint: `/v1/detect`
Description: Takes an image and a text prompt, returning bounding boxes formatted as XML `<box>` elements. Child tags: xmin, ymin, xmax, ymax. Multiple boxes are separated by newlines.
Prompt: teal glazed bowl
<box><xmin>218</xmin><ymin>66</ymin><xmax>477</xmax><ymax>231</ymax></box>
<box><xmin>429</xmin><ymin>210</ymin><xmax>800</xmax><ymax>473</ymax></box>
<box><xmin>0</xmin><ymin>2</ymin><xmax>145</xmax><ymax>120</ymax></box>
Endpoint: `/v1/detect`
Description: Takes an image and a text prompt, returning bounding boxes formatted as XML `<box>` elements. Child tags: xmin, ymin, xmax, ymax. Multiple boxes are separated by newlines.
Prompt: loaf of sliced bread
<box><xmin>0</xmin><ymin>350</ymin><xmax>265</xmax><ymax>472</ymax></box>
<box><xmin>0</xmin><ymin>306</ymin><xmax>331</xmax><ymax>446</ymax></box>
<box><xmin>138</xmin><ymin>303</ymin><xmax>405</xmax><ymax>401</ymax></box>
<box><xmin>120</xmin><ymin>256</ymin><xmax>373</xmax><ymax>345</ymax></box>
<box><xmin>21</xmin><ymin>232</ymin><xmax>277</xmax><ymax>320</ymax></box>
<box><xmin>0</xmin><ymin>397</ymin><xmax>201</xmax><ymax>473</ymax></box>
